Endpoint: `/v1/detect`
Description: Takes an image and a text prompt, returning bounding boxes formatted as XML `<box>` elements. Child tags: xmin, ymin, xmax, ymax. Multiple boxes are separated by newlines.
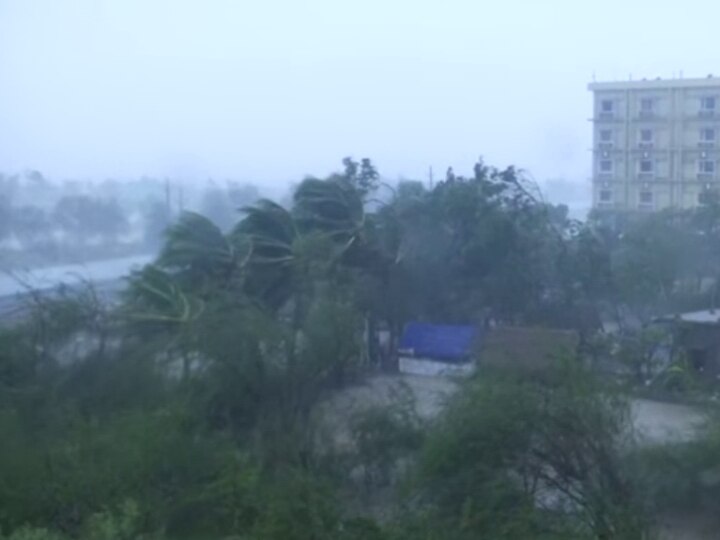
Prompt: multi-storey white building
<box><xmin>589</xmin><ymin>77</ymin><xmax>720</xmax><ymax>211</ymax></box>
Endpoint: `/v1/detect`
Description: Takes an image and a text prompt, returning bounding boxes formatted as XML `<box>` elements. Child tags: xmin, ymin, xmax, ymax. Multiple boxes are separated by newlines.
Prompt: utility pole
<box><xmin>164</xmin><ymin>178</ymin><xmax>172</xmax><ymax>215</ymax></box>
<box><xmin>177</xmin><ymin>185</ymin><xmax>185</xmax><ymax>212</ymax></box>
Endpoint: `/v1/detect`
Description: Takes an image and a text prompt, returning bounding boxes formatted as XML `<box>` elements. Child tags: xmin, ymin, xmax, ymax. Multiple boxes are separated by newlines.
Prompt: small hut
<box><xmin>397</xmin><ymin>322</ymin><xmax>480</xmax><ymax>376</ymax></box>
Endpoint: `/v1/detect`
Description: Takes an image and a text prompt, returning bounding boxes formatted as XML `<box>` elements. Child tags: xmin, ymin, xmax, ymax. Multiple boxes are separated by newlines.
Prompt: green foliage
<box><xmin>0</xmin><ymin>401</ymin><xmax>238</xmax><ymax>535</ymax></box>
<box><xmin>348</xmin><ymin>383</ymin><xmax>424</xmax><ymax>489</ymax></box>
<box><xmin>158</xmin><ymin>211</ymin><xmax>247</xmax><ymax>291</ymax></box>
<box><xmin>0</xmin><ymin>527</ymin><xmax>65</xmax><ymax>540</ymax></box>
<box><xmin>651</xmin><ymin>355</ymin><xmax>703</xmax><ymax>396</ymax></box>
<box><xmin>7</xmin><ymin>157</ymin><xmax>713</xmax><ymax>540</ymax></box>
<box><xmin>629</xmin><ymin>419</ymin><xmax>720</xmax><ymax>520</ymax></box>
<box><xmin>341</xmin><ymin>157</ymin><xmax>380</xmax><ymax>197</ymax></box>
<box><xmin>408</xmin><ymin>363</ymin><xmax>648</xmax><ymax>539</ymax></box>
<box><xmin>301</xmin><ymin>292</ymin><xmax>363</xmax><ymax>385</ymax></box>
<box><xmin>371</xmin><ymin>161</ymin><xmax>576</xmax><ymax>326</ymax></box>
<box><xmin>614</xmin><ymin>327</ymin><xmax>670</xmax><ymax>383</ymax></box>
<box><xmin>81</xmin><ymin>500</ymin><xmax>144</xmax><ymax>540</ymax></box>
<box><xmin>234</xmin><ymin>199</ymin><xmax>299</xmax><ymax>309</ymax></box>
<box><xmin>125</xmin><ymin>265</ymin><xmax>205</xmax><ymax>326</ymax></box>
<box><xmin>249</xmin><ymin>469</ymin><xmax>342</xmax><ymax>540</ymax></box>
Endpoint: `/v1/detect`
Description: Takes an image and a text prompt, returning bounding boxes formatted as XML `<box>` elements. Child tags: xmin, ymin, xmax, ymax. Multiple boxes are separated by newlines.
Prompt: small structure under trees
<box><xmin>479</xmin><ymin>326</ymin><xmax>580</xmax><ymax>373</ymax></box>
<box><xmin>655</xmin><ymin>309</ymin><xmax>720</xmax><ymax>379</ymax></box>
<box><xmin>397</xmin><ymin>322</ymin><xmax>480</xmax><ymax>376</ymax></box>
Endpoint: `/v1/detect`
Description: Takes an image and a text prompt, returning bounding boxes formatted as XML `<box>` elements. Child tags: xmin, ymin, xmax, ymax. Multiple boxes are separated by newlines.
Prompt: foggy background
<box><xmin>2</xmin><ymin>0</ymin><xmax>720</xmax><ymax>213</ymax></box>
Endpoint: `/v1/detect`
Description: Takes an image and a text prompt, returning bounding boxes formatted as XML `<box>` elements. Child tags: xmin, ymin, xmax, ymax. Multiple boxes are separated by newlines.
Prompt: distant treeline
<box><xmin>0</xmin><ymin>171</ymin><xmax>260</xmax><ymax>268</ymax></box>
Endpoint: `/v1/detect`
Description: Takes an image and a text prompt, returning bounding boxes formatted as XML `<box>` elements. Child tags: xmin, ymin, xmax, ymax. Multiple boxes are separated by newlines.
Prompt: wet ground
<box><xmin>330</xmin><ymin>373</ymin><xmax>718</xmax><ymax>539</ymax></box>
<box><xmin>631</xmin><ymin>398</ymin><xmax>706</xmax><ymax>445</ymax></box>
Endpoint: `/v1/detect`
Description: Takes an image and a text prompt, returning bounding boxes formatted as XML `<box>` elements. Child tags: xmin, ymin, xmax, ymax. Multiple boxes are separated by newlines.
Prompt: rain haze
<box><xmin>5</xmin><ymin>3</ymin><xmax>720</xmax><ymax>540</ymax></box>
<box><xmin>2</xmin><ymin>0</ymin><xmax>719</xmax><ymax>205</ymax></box>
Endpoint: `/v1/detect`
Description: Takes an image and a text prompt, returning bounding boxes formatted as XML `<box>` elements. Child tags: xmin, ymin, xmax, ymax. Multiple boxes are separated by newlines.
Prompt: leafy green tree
<box><xmin>157</xmin><ymin>211</ymin><xmax>247</xmax><ymax>293</ymax></box>
<box><xmin>409</xmin><ymin>363</ymin><xmax>649</xmax><ymax>539</ymax></box>
<box><xmin>371</xmin><ymin>160</ymin><xmax>574</xmax><ymax>326</ymax></box>
<box><xmin>53</xmin><ymin>196</ymin><xmax>128</xmax><ymax>246</ymax></box>
<box><xmin>341</xmin><ymin>157</ymin><xmax>380</xmax><ymax>197</ymax></box>
<box><xmin>12</xmin><ymin>206</ymin><xmax>51</xmax><ymax>248</ymax></box>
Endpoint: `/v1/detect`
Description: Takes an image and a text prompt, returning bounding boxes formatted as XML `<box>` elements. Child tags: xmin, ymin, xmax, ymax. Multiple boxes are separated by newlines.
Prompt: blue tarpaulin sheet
<box><xmin>398</xmin><ymin>322</ymin><xmax>479</xmax><ymax>362</ymax></box>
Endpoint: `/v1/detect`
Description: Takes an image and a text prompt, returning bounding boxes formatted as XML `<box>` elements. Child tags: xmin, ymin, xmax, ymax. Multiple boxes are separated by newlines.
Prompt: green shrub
<box><xmin>349</xmin><ymin>382</ymin><xmax>424</xmax><ymax>489</ymax></box>
<box><xmin>81</xmin><ymin>500</ymin><xmax>144</xmax><ymax>540</ymax></box>
<box><xmin>407</xmin><ymin>363</ymin><xmax>648</xmax><ymax>539</ymax></box>
<box><xmin>0</xmin><ymin>527</ymin><xmax>65</xmax><ymax>540</ymax></box>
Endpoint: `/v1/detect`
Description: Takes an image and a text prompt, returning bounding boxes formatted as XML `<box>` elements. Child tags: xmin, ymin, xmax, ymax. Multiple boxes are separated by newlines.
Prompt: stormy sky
<box><xmin>1</xmin><ymin>0</ymin><xmax>718</xmax><ymax>196</ymax></box>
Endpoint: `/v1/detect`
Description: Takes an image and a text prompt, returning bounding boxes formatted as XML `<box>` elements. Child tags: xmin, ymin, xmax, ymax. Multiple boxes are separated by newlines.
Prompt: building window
<box><xmin>600</xmin><ymin>100</ymin><xmax>614</xmax><ymax>114</ymax></box>
<box><xmin>701</xmin><ymin>96</ymin><xmax>716</xmax><ymax>112</ymax></box>
<box><xmin>640</xmin><ymin>98</ymin><xmax>654</xmax><ymax>113</ymax></box>
<box><xmin>699</xmin><ymin>160</ymin><xmax>716</xmax><ymax>175</ymax></box>
<box><xmin>600</xmin><ymin>129</ymin><xmax>613</xmax><ymax>143</ymax></box>
<box><xmin>599</xmin><ymin>190</ymin><xmax>612</xmax><ymax>203</ymax></box>
<box><xmin>639</xmin><ymin>191</ymin><xmax>653</xmax><ymax>205</ymax></box>
<box><xmin>639</xmin><ymin>129</ymin><xmax>653</xmax><ymax>144</ymax></box>
<box><xmin>599</xmin><ymin>160</ymin><xmax>613</xmax><ymax>174</ymax></box>
<box><xmin>639</xmin><ymin>159</ymin><xmax>654</xmax><ymax>174</ymax></box>
<box><xmin>700</xmin><ymin>128</ymin><xmax>716</xmax><ymax>143</ymax></box>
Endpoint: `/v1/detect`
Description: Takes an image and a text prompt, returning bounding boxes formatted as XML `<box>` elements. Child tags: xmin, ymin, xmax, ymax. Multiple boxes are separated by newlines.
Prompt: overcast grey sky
<box><xmin>1</xmin><ymin>0</ymin><xmax>718</xmax><ymax>193</ymax></box>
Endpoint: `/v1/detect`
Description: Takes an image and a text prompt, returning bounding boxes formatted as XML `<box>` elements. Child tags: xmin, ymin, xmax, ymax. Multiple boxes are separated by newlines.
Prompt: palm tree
<box><xmin>233</xmin><ymin>199</ymin><xmax>300</xmax><ymax>311</ymax></box>
<box><xmin>158</xmin><ymin>211</ymin><xmax>249</xmax><ymax>294</ymax></box>
<box><xmin>124</xmin><ymin>264</ymin><xmax>204</xmax><ymax>328</ymax></box>
<box><xmin>131</xmin><ymin>178</ymin><xmax>385</xmax><ymax>329</ymax></box>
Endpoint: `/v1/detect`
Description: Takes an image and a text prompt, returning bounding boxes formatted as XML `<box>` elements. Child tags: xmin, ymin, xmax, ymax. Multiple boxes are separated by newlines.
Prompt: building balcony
<box><xmin>595</xmin><ymin>201</ymin><xmax>616</xmax><ymax>209</ymax></box>
<box><xmin>637</xmin><ymin>111</ymin><xmax>661</xmax><ymax>120</ymax></box>
<box><xmin>593</xmin><ymin>113</ymin><xmax>622</xmax><ymax>122</ymax></box>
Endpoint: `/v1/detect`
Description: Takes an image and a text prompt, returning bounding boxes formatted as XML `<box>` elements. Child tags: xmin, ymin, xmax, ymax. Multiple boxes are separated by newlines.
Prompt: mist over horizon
<box><xmin>4</xmin><ymin>0</ymin><xmax>720</xmax><ymax>211</ymax></box>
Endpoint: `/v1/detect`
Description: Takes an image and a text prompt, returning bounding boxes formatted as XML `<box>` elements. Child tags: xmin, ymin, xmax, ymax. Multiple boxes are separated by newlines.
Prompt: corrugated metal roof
<box><xmin>398</xmin><ymin>322</ymin><xmax>479</xmax><ymax>361</ymax></box>
<box><xmin>655</xmin><ymin>310</ymin><xmax>720</xmax><ymax>325</ymax></box>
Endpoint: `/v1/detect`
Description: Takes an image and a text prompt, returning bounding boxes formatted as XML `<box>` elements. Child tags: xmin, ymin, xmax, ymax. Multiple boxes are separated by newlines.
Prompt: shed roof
<box><xmin>480</xmin><ymin>326</ymin><xmax>579</xmax><ymax>371</ymax></box>
<box><xmin>398</xmin><ymin>322</ymin><xmax>479</xmax><ymax>361</ymax></box>
<box><xmin>655</xmin><ymin>310</ymin><xmax>720</xmax><ymax>325</ymax></box>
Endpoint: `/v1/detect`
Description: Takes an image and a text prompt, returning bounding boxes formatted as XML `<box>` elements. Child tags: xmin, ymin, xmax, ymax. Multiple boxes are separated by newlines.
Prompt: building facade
<box><xmin>589</xmin><ymin>77</ymin><xmax>720</xmax><ymax>211</ymax></box>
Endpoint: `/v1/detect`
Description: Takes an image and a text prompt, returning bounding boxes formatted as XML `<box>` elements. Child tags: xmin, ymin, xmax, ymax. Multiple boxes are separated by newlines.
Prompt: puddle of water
<box><xmin>631</xmin><ymin>398</ymin><xmax>706</xmax><ymax>445</ymax></box>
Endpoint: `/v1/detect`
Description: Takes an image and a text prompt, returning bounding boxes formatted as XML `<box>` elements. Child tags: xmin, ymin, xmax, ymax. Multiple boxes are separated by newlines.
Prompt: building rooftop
<box><xmin>655</xmin><ymin>310</ymin><xmax>720</xmax><ymax>325</ymax></box>
<box><xmin>589</xmin><ymin>77</ymin><xmax>720</xmax><ymax>92</ymax></box>
<box><xmin>398</xmin><ymin>322</ymin><xmax>480</xmax><ymax>361</ymax></box>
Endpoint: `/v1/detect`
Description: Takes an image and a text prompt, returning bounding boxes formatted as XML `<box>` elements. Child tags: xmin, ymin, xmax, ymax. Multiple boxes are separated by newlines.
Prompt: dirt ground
<box><xmin>335</xmin><ymin>373</ymin><xmax>708</xmax><ymax>444</ymax></box>
<box><xmin>327</xmin><ymin>373</ymin><xmax>718</xmax><ymax>539</ymax></box>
